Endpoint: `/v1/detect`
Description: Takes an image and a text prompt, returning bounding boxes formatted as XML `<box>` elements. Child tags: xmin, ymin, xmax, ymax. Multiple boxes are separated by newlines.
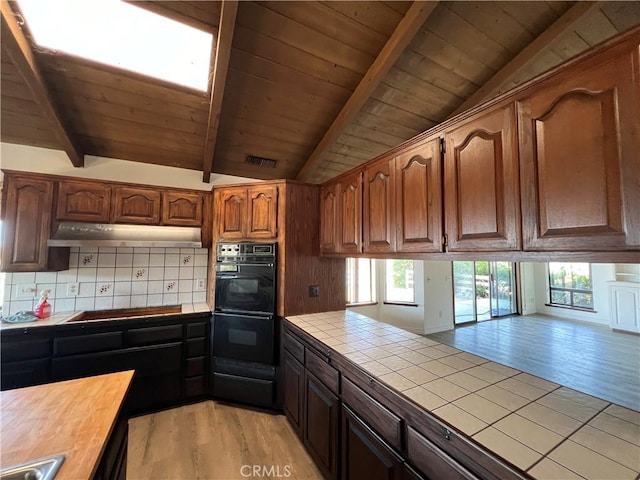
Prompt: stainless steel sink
<box><xmin>0</xmin><ymin>454</ymin><xmax>65</xmax><ymax>480</ymax></box>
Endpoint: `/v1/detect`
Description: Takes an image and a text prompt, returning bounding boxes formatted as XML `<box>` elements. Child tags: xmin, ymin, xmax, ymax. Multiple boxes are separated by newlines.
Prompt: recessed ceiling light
<box><xmin>17</xmin><ymin>0</ymin><xmax>213</xmax><ymax>91</ymax></box>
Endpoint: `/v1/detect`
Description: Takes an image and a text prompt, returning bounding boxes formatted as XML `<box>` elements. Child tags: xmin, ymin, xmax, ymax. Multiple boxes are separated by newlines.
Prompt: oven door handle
<box><xmin>216</xmin><ymin>274</ymin><xmax>239</xmax><ymax>279</ymax></box>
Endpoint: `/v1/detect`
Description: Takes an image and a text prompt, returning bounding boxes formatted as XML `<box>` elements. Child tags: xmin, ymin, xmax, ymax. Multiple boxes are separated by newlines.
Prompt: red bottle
<box><xmin>34</xmin><ymin>290</ymin><xmax>52</xmax><ymax>319</ymax></box>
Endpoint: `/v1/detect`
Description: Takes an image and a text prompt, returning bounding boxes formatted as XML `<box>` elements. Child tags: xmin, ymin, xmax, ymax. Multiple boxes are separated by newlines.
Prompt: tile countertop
<box><xmin>0</xmin><ymin>303</ymin><xmax>211</xmax><ymax>330</ymax></box>
<box><xmin>286</xmin><ymin>310</ymin><xmax>640</xmax><ymax>480</ymax></box>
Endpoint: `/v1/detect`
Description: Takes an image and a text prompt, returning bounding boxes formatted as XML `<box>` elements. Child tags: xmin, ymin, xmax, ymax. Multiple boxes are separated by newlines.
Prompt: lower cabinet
<box><xmin>305</xmin><ymin>371</ymin><xmax>340</xmax><ymax>480</ymax></box>
<box><xmin>406</xmin><ymin>427</ymin><xmax>477</xmax><ymax>480</ymax></box>
<box><xmin>0</xmin><ymin>314</ymin><xmax>211</xmax><ymax>415</ymax></box>
<box><xmin>342</xmin><ymin>405</ymin><xmax>405</xmax><ymax>480</ymax></box>
<box><xmin>93</xmin><ymin>416</ymin><xmax>128</xmax><ymax>480</ymax></box>
<box><xmin>283</xmin><ymin>350</ymin><xmax>305</xmax><ymax>438</ymax></box>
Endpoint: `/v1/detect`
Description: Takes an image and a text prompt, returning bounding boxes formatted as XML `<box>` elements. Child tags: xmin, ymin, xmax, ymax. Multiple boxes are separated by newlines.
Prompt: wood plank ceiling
<box><xmin>1</xmin><ymin>1</ymin><xmax>640</xmax><ymax>184</ymax></box>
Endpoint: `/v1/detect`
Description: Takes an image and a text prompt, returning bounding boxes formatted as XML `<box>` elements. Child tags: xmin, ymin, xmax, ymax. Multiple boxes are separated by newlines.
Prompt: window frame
<box><xmin>346</xmin><ymin>258</ymin><xmax>377</xmax><ymax>306</ymax></box>
<box><xmin>383</xmin><ymin>259</ymin><xmax>417</xmax><ymax>306</ymax></box>
<box><xmin>547</xmin><ymin>262</ymin><xmax>595</xmax><ymax>311</ymax></box>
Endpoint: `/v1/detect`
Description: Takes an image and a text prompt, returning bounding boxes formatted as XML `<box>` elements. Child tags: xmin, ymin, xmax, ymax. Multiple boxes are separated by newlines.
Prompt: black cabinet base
<box><xmin>212</xmin><ymin>373</ymin><xmax>277</xmax><ymax>410</ymax></box>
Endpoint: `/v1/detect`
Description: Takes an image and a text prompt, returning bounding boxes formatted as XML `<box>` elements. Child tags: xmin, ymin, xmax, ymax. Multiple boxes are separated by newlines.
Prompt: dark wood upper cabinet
<box><xmin>214</xmin><ymin>187</ymin><xmax>247</xmax><ymax>240</ymax></box>
<box><xmin>363</xmin><ymin>157</ymin><xmax>395</xmax><ymax>253</ymax></box>
<box><xmin>395</xmin><ymin>139</ymin><xmax>443</xmax><ymax>253</ymax></box>
<box><xmin>161</xmin><ymin>191</ymin><xmax>203</xmax><ymax>227</ymax></box>
<box><xmin>214</xmin><ymin>185</ymin><xmax>278</xmax><ymax>240</ymax></box>
<box><xmin>320</xmin><ymin>182</ymin><xmax>339</xmax><ymax>254</ymax></box>
<box><xmin>111</xmin><ymin>186</ymin><xmax>161</xmax><ymax>225</ymax></box>
<box><xmin>1</xmin><ymin>174</ymin><xmax>68</xmax><ymax>272</ymax></box>
<box><xmin>444</xmin><ymin>104</ymin><xmax>521</xmax><ymax>252</ymax></box>
<box><xmin>247</xmin><ymin>185</ymin><xmax>278</xmax><ymax>239</ymax></box>
<box><xmin>57</xmin><ymin>181</ymin><xmax>111</xmax><ymax>223</ymax></box>
<box><xmin>339</xmin><ymin>171</ymin><xmax>363</xmax><ymax>254</ymax></box>
<box><xmin>518</xmin><ymin>50</ymin><xmax>640</xmax><ymax>251</ymax></box>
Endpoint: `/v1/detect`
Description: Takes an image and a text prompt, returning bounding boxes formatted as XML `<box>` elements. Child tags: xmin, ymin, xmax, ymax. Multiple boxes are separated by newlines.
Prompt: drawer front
<box><xmin>186</xmin><ymin>322</ymin><xmax>207</xmax><ymax>338</ymax></box>
<box><xmin>1</xmin><ymin>337</ymin><xmax>51</xmax><ymax>361</ymax></box>
<box><xmin>186</xmin><ymin>356</ymin><xmax>205</xmax><ymax>377</ymax></box>
<box><xmin>283</xmin><ymin>331</ymin><xmax>304</xmax><ymax>363</ymax></box>
<box><xmin>127</xmin><ymin>325</ymin><xmax>183</xmax><ymax>346</ymax></box>
<box><xmin>54</xmin><ymin>332</ymin><xmax>123</xmax><ymax>356</ymax></box>
<box><xmin>407</xmin><ymin>426</ymin><xmax>478</xmax><ymax>480</ymax></box>
<box><xmin>1</xmin><ymin>357</ymin><xmax>50</xmax><ymax>390</ymax></box>
<box><xmin>186</xmin><ymin>338</ymin><xmax>206</xmax><ymax>357</ymax></box>
<box><xmin>306</xmin><ymin>348</ymin><xmax>339</xmax><ymax>394</ymax></box>
<box><xmin>213</xmin><ymin>372</ymin><xmax>275</xmax><ymax>408</ymax></box>
<box><xmin>342</xmin><ymin>376</ymin><xmax>402</xmax><ymax>450</ymax></box>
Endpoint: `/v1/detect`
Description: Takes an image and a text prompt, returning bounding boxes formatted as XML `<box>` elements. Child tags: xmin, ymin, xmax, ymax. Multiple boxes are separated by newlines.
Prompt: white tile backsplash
<box><xmin>2</xmin><ymin>247</ymin><xmax>209</xmax><ymax>314</ymax></box>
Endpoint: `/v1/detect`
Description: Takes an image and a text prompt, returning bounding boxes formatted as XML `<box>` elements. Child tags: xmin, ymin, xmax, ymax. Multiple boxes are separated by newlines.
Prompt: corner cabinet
<box><xmin>320</xmin><ymin>171</ymin><xmax>362</xmax><ymax>255</ymax></box>
<box><xmin>444</xmin><ymin>104</ymin><xmax>521</xmax><ymax>252</ymax></box>
<box><xmin>1</xmin><ymin>174</ymin><xmax>69</xmax><ymax>272</ymax></box>
<box><xmin>518</xmin><ymin>50</ymin><xmax>640</xmax><ymax>251</ymax></box>
<box><xmin>214</xmin><ymin>185</ymin><xmax>278</xmax><ymax>240</ymax></box>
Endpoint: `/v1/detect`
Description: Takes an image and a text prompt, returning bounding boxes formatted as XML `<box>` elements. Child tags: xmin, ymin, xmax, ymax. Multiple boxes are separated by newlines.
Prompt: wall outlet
<box><xmin>67</xmin><ymin>282</ymin><xmax>80</xmax><ymax>296</ymax></box>
<box><xmin>16</xmin><ymin>284</ymin><xmax>37</xmax><ymax>299</ymax></box>
<box><xmin>309</xmin><ymin>285</ymin><xmax>320</xmax><ymax>297</ymax></box>
<box><xmin>195</xmin><ymin>279</ymin><xmax>206</xmax><ymax>291</ymax></box>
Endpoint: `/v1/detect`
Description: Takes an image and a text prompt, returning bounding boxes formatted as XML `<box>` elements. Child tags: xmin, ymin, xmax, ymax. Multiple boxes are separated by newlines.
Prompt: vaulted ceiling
<box><xmin>2</xmin><ymin>1</ymin><xmax>640</xmax><ymax>184</ymax></box>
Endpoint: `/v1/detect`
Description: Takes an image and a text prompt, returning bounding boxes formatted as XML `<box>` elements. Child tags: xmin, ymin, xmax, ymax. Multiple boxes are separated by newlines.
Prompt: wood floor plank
<box><xmin>428</xmin><ymin>314</ymin><xmax>640</xmax><ymax>411</ymax></box>
<box><xmin>128</xmin><ymin>401</ymin><xmax>323</xmax><ymax>480</ymax></box>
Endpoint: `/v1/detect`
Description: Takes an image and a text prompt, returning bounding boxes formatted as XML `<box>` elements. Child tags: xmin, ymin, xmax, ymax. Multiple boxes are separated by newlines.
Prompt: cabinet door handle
<box><xmin>369</xmin><ymin>377</ymin><xmax>375</xmax><ymax>387</ymax></box>
<box><xmin>444</xmin><ymin>428</ymin><xmax>451</xmax><ymax>441</ymax></box>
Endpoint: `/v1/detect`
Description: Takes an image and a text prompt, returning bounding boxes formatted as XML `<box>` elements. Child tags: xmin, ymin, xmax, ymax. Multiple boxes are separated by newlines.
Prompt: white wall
<box><xmin>532</xmin><ymin>262</ymin><xmax>616</xmax><ymax>325</ymax></box>
<box><xmin>0</xmin><ymin>143</ymin><xmax>258</xmax><ymax>188</ymax></box>
<box><xmin>519</xmin><ymin>262</ymin><xmax>537</xmax><ymax>315</ymax></box>
<box><xmin>349</xmin><ymin>260</ymin><xmax>455</xmax><ymax>335</ymax></box>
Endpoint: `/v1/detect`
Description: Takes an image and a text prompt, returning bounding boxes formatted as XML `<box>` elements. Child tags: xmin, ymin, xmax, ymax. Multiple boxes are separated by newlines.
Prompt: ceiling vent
<box><xmin>246</xmin><ymin>155</ymin><xmax>277</xmax><ymax>168</ymax></box>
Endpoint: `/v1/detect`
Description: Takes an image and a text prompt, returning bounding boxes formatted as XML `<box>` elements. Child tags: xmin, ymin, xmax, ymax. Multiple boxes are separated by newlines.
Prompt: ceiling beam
<box><xmin>202</xmin><ymin>0</ymin><xmax>238</xmax><ymax>183</ymax></box>
<box><xmin>447</xmin><ymin>1</ymin><xmax>601</xmax><ymax>119</ymax></box>
<box><xmin>0</xmin><ymin>1</ymin><xmax>84</xmax><ymax>167</ymax></box>
<box><xmin>296</xmin><ymin>1</ymin><xmax>439</xmax><ymax>183</ymax></box>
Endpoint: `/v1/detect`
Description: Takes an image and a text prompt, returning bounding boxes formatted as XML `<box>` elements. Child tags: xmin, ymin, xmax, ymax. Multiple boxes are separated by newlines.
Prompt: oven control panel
<box><xmin>216</xmin><ymin>242</ymin><xmax>277</xmax><ymax>262</ymax></box>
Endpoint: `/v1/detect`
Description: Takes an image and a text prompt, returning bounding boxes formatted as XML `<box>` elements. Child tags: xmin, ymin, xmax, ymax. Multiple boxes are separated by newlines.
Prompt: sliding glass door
<box><xmin>453</xmin><ymin>261</ymin><xmax>517</xmax><ymax>324</ymax></box>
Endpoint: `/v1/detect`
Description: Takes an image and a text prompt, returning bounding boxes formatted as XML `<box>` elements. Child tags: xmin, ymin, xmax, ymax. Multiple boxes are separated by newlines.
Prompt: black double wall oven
<box><xmin>211</xmin><ymin>242</ymin><xmax>279</xmax><ymax>409</ymax></box>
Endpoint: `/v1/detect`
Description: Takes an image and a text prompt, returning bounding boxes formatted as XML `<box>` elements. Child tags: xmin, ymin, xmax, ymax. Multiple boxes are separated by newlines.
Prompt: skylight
<box><xmin>17</xmin><ymin>0</ymin><xmax>213</xmax><ymax>91</ymax></box>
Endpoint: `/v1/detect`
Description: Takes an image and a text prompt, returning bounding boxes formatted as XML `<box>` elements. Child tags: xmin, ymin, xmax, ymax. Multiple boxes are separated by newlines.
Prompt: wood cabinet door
<box><xmin>395</xmin><ymin>139</ymin><xmax>443</xmax><ymax>253</ymax></box>
<box><xmin>320</xmin><ymin>182</ymin><xmax>339</xmax><ymax>254</ymax></box>
<box><xmin>363</xmin><ymin>157</ymin><xmax>396</xmax><ymax>253</ymax></box>
<box><xmin>56</xmin><ymin>180</ymin><xmax>111</xmax><ymax>222</ymax></box>
<box><xmin>407</xmin><ymin>427</ymin><xmax>477</xmax><ymax>480</ymax></box>
<box><xmin>518</xmin><ymin>51</ymin><xmax>640</xmax><ymax>250</ymax></box>
<box><xmin>444</xmin><ymin>104</ymin><xmax>521</xmax><ymax>251</ymax></box>
<box><xmin>339</xmin><ymin>171</ymin><xmax>363</xmax><ymax>254</ymax></box>
<box><xmin>283</xmin><ymin>350</ymin><xmax>305</xmax><ymax>439</ymax></box>
<box><xmin>112</xmin><ymin>187</ymin><xmax>161</xmax><ymax>225</ymax></box>
<box><xmin>305</xmin><ymin>372</ymin><xmax>340</xmax><ymax>480</ymax></box>
<box><xmin>341</xmin><ymin>405</ymin><xmax>404</xmax><ymax>480</ymax></box>
<box><xmin>214</xmin><ymin>188</ymin><xmax>247</xmax><ymax>240</ymax></box>
<box><xmin>247</xmin><ymin>185</ymin><xmax>278</xmax><ymax>239</ymax></box>
<box><xmin>161</xmin><ymin>191</ymin><xmax>203</xmax><ymax>227</ymax></box>
<box><xmin>1</xmin><ymin>176</ymin><xmax>65</xmax><ymax>271</ymax></box>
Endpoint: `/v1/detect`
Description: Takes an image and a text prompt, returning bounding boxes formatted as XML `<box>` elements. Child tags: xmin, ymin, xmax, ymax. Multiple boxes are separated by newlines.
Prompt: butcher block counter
<box><xmin>0</xmin><ymin>370</ymin><xmax>133</xmax><ymax>479</ymax></box>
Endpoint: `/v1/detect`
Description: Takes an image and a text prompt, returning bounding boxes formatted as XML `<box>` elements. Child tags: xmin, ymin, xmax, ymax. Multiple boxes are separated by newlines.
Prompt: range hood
<box><xmin>48</xmin><ymin>222</ymin><xmax>202</xmax><ymax>248</ymax></box>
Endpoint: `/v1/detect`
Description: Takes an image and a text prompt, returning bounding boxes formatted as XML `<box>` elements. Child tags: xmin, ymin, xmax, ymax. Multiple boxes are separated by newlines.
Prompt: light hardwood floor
<box><xmin>429</xmin><ymin>314</ymin><xmax>640</xmax><ymax>411</ymax></box>
<box><xmin>127</xmin><ymin>401</ymin><xmax>322</xmax><ymax>480</ymax></box>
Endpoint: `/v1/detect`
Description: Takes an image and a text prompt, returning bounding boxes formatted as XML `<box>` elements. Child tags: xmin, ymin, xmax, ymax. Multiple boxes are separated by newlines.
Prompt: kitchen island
<box><xmin>284</xmin><ymin>310</ymin><xmax>640</xmax><ymax>480</ymax></box>
<box><xmin>0</xmin><ymin>370</ymin><xmax>133</xmax><ymax>480</ymax></box>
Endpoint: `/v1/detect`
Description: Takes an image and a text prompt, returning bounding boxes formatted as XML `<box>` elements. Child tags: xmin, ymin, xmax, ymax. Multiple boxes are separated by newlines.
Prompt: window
<box><xmin>385</xmin><ymin>259</ymin><xmax>415</xmax><ymax>303</ymax></box>
<box><xmin>346</xmin><ymin>258</ymin><xmax>375</xmax><ymax>305</ymax></box>
<box><xmin>17</xmin><ymin>0</ymin><xmax>213</xmax><ymax>91</ymax></box>
<box><xmin>548</xmin><ymin>263</ymin><xmax>593</xmax><ymax>310</ymax></box>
